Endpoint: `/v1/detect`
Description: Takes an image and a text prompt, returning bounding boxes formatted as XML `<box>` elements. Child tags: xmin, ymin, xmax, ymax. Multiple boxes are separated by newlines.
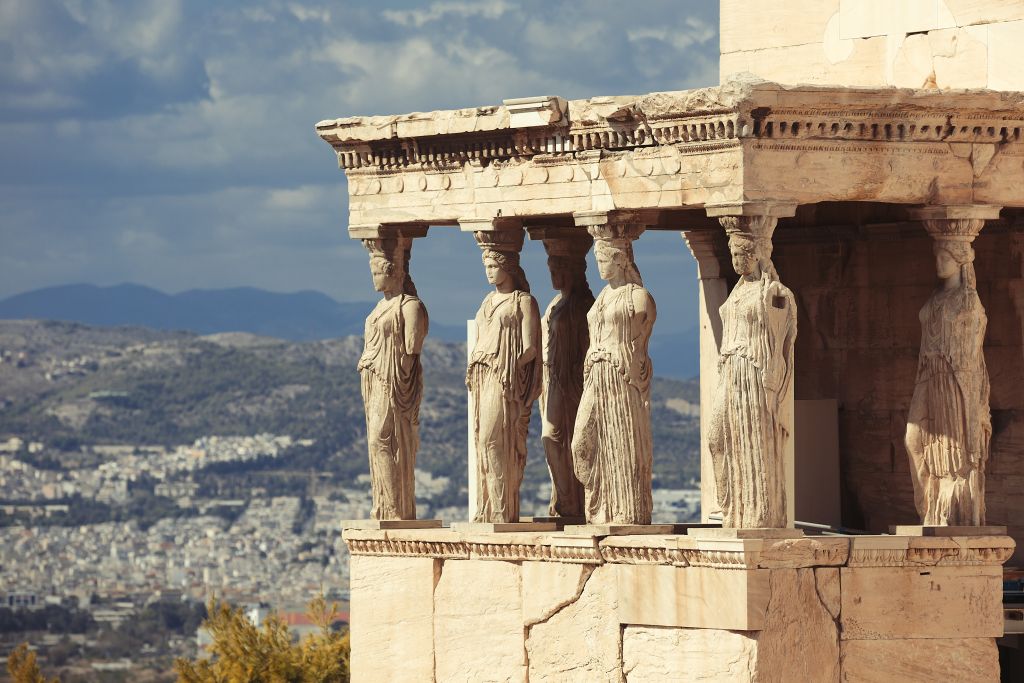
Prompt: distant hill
<box><xmin>0</xmin><ymin>320</ymin><xmax>700</xmax><ymax>490</ymax></box>
<box><xmin>0</xmin><ymin>283</ymin><xmax>465</xmax><ymax>343</ymax></box>
<box><xmin>0</xmin><ymin>283</ymin><xmax>698</xmax><ymax>377</ymax></box>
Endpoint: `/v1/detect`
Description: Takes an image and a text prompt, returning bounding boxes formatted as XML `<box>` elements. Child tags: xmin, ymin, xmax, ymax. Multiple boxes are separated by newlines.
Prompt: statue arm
<box><xmin>630</xmin><ymin>287</ymin><xmax>656</xmax><ymax>328</ymax></box>
<box><xmin>626</xmin><ymin>287</ymin><xmax>656</xmax><ymax>388</ymax></box>
<box><xmin>402</xmin><ymin>298</ymin><xmax>428</xmax><ymax>357</ymax></box>
<box><xmin>778</xmin><ymin>297</ymin><xmax>797</xmax><ymax>412</ymax></box>
<box><xmin>518</xmin><ymin>295</ymin><xmax>540</xmax><ymax>367</ymax></box>
<box><xmin>541</xmin><ymin>297</ymin><xmax>556</xmax><ymax>367</ymax></box>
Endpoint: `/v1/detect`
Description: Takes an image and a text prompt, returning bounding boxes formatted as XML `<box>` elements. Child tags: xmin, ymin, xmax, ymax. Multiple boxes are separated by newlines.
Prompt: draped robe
<box><xmin>540</xmin><ymin>288</ymin><xmax>593</xmax><ymax>517</ymax></box>
<box><xmin>571</xmin><ymin>283</ymin><xmax>655</xmax><ymax>525</ymax></box>
<box><xmin>467</xmin><ymin>290</ymin><xmax>542</xmax><ymax>523</ymax></box>
<box><xmin>709</xmin><ymin>276</ymin><xmax>796</xmax><ymax>528</ymax></box>
<box><xmin>358</xmin><ymin>294</ymin><xmax>426</xmax><ymax>520</ymax></box>
<box><xmin>907</xmin><ymin>286</ymin><xmax>990</xmax><ymax>526</ymax></box>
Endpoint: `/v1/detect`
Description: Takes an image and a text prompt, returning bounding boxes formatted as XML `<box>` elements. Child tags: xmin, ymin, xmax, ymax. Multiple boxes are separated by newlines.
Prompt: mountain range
<box><xmin>0</xmin><ymin>283</ymin><xmax>698</xmax><ymax>377</ymax></box>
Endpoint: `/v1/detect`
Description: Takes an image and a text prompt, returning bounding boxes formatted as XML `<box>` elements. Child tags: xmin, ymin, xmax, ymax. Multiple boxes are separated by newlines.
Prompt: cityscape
<box><xmin>0</xmin><ymin>320</ymin><xmax>701</xmax><ymax>679</ymax></box>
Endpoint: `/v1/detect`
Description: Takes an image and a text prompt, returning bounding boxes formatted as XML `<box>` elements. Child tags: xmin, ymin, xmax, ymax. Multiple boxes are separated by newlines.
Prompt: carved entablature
<box><xmin>749</xmin><ymin>109</ymin><xmax>1024</xmax><ymax>146</ymax></box>
<box><xmin>315</xmin><ymin>79</ymin><xmax>1024</xmax><ymax>229</ymax></box>
<box><xmin>341</xmin><ymin>529</ymin><xmax>1015</xmax><ymax>570</ymax></box>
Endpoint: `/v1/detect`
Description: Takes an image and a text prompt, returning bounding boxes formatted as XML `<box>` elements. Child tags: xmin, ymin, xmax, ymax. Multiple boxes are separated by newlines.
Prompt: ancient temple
<box><xmin>318</xmin><ymin>2</ymin><xmax>1023</xmax><ymax>680</ymax></box>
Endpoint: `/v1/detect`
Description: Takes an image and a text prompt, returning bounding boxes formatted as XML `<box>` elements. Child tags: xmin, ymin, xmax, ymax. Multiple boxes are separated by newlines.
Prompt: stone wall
<box><xmin>770</xmin><ymin>208</ymin><xmax>1024</xmax><ymax>558</ymax></box>
<box><xmin>721</xmin><ymin>0</ymin><xmax>1024</xmax><ymax>90</ymax></box>
<box><xmin>344</xmin><ymin>528</ymin><xmax>1012</xmax><ymax>681</ymax></box>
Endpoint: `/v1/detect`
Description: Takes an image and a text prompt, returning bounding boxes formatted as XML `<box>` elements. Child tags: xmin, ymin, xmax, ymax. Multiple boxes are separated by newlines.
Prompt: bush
<box><xmin>6</xmin><ymin>643</ymin><xmax>58</xmax><ymax>683</ymax></box>
<box><xmin>175</xmin><ymin>597</ymin><xmax>349</xmax><ymax>683</ymax></box>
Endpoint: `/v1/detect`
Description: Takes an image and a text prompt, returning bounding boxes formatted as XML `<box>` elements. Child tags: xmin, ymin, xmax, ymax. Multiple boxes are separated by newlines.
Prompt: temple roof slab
<box><xmin>317</xmin><ymin>78</ymin><xmax>1024</xmax><ymax>239</ymax></box>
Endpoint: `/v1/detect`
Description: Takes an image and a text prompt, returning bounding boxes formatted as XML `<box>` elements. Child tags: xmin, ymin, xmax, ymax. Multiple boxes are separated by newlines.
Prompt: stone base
<box><xmin>340</xmin><ymin>519</ymin><xmax>442</xmax><ymax>532</ymax></box>
<box><xmin>890</xmin><ymin>525</ymin><xmax>1009</xmax><ymax>536</ymax></box>
<box><xmin>521</xmin><ymin>515</ymin><xmax>587</xmax><ymax>526</ymax></box>
<box><xmin>451</xmin><ymin>522</ymin><xmax>558</xmax><ymax>533</ymax></box>
<box><xmin>344</xmin><ymin>529</ymin><xmax>1015</xmax><ymax>681</ymax></box>
<box><xmin>688</xmin><ymin>527</ymin><xmax>805</xmax><ymax>539</ymax></box>
<box><xmin>563</xmin><ymin>524</ymin><xmax>675</xmax><ymax>536</ymax></box>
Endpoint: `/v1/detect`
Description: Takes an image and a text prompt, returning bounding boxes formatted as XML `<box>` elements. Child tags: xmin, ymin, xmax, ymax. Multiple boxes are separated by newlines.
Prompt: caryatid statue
<box><xmin>466</xmin><ymin>228</ymin><xmax>542</xmax><ymax>523</ymax></box>
<box><xmin>358</xmin><ymin>236</ymin><xmax>429</xmax><ymax>520</ymax></box>
<box><xmin>538</xmin><ymin>232</ymin><xmax>594</xmax><ymax>518</ymax></box>
<box><xmin>708</xmin><ymin>216</ymin><xmax>797</xmax><ymax>529</ymax></box>
<box><xmin>905</xmin><ymin>216</ymin><xmax>992</xmax><ymax>526</ymax></box>
<box><xmin>572</xmin><ymin>224</ymin><xmax>656</xmax><ymax>525</ymax></box>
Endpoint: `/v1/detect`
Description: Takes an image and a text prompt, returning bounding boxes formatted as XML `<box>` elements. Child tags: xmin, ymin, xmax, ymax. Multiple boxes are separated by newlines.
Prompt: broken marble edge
<box><xmin>315</xmin><ymin>74</ymin><xmax>1024</xmax><ymax>144</ymax></box>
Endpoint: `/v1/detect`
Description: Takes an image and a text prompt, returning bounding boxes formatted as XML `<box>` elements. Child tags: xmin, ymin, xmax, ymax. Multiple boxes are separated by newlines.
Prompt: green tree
<box><xmin>175</xmin><ymin>597</ymin><xmax>349</xmax><ymax>683</ymax></box>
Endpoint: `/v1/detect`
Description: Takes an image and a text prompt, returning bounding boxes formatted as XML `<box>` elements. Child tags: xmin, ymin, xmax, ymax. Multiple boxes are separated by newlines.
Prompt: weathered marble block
<box><xmin>344</xmin><ymin>529</ymin><xmax>1013</xmax><ymax>682</ymax></box>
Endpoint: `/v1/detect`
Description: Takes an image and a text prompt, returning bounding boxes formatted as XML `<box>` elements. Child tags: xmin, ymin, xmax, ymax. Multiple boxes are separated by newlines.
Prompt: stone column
<box><xmin>344</xmin><ymin>224</ymin><xmax>441</xmax><ymax>530</ymax></box>
<box><xmin>902</xmin><ymin>205</ymin><xmax>1002</xmax><ymax>530</ymax></box>
<box><xmin>570</xmin><ymin>210</ymin><xmax>663</xmax><ymax>530</ymax></box>
<box><xmin>459</xmin><ymin>218</ymin><xmax>542</xmax><ymax>524</ymax></box>
<box><xmin>704</xmin><ymin>203</ymin><xmax>798</xmax><ymax>531</ymax></box>
<box><xmin>681</xmin><ymin>229</ymin><xmax>732</xmax><ymax>523</ymax></box>
<box><xmin>527</xmin><ymin>226</ymin><xmax>593</xmax><ymax>521</ymax></box>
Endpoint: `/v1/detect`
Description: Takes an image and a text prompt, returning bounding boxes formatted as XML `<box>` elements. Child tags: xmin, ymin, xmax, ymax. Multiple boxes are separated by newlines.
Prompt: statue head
<box><xmin>369</xmin><ymin>254</ymin><xmax>400</xmax><ymax>293</ymax></box>
<box><xmin>721</xmin><ymin>216</ymin><xmax>779</xmax><ymax>282</ymax></box>
<box><xmin>594</xmin><ymin>238</ymin><xmax>643</xmax><ymax>286</ymax></box>
<box><xmin>481</xmin><ymin>248</ymin><xmax>530</xmax><ymax>292</ymax></box>
<box><xmin>546</xmin><ymin>255</ymin><xmax>586</xmax><ymax>291</ymax></box>
<box><xmin>727</xmin><ymin>233</ymin><xmax>760</xmax><ymax>278</ymax></box>
<box><xmin>542</xmin><ymin>236</ymin><xmax>593</xmax><ymax>294</ymax></box>
<box><xmin>933</xmin><ymin>238</ymin><xmax>977</xmax><ymax>289</ymax></box>
<box><xmin>363</xmin><ymin>237</ymin><xmax>417</xmax><ymax>296</ymax></box>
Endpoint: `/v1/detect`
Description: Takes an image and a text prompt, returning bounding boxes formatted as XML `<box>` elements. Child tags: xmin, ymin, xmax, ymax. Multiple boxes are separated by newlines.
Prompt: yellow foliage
<box><xmin>175</xmin><ymin>596</ymin><xmax>350</xmax><ymax>683</ymax></box>
<box><xmin>6</xmin><ymin>643</ymin><xmax>59</xmax><ymax>683</ymax></box>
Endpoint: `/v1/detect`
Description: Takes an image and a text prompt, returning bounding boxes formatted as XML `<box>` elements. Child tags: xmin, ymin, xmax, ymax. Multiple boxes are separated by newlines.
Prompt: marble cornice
<box><xmin>341</xmin><ymin>529</ymin><xmax>1015</xmax><ymax>570</ymax></box>
<box><xmin>316</xmin><ymin>79</ymin><xmax>1024</xmax><ymax>229</ymax></box>
<box><xmin>317</xmin><ymin>80</ymin><xmax>1024</xmax><ymax>170</ymax></box>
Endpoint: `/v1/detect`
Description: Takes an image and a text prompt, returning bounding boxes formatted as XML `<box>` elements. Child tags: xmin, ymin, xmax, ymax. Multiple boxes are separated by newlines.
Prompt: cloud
<box><xmin>288</xmin><ymin>3</ymin><xmax>331</xmax><ymax>23</ymax></box>
<box><xmin>265</xmin><ymin>185</ymin><xmax>339</xmax><ymax>211</ymax></box>
<box><xmin>383</xmin><ymin>1</ymin><xmax>512</xmax><ymax>28</ymax></box>
<box><xmin>0</xmin><ymin>0</ymin><xmax>718</xmax><ymax>335</ymax></box>
<box><xmin>0</xmin><ymin>0</ymin><xmax>210</xmax><ymax>122</ymax></box>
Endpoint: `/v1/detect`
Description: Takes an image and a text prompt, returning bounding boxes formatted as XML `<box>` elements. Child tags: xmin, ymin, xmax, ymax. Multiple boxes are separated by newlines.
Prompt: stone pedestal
<box><xmin>451</xmin><ymin>522</ymin><xmax>559</xmax><ymax>533</ymax></box>
<box><xmin>891</xmin><ymin>525</ymin><xmax>1008</xmax><ymax>537</ymax></box>
<box><xmin>563</xmin><ymin>524</ymin><xmax>675</xmax><ymax>536</ymax></box>
<box><xmin>344</xmin><ymin>528</ymin><xmax>1014</xmax><ymax>682</ymax></box>
<box><xmin>340</xmin><ymin>519</ymin><xmax>442</xmax><ymax>532</ymax></box>
<box><xmin>688</xmin><ymin>527</ymin><xmax>805</xmax><ymax>539</ymax></box>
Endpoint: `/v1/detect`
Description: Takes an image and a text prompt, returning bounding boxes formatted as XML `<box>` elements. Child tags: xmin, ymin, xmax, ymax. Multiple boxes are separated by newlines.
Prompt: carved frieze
<box><xmin>317</xmin><ymin>81</ymin><xmax>1024</xmax><ymax>224</ymax></box>
<box><xmin>344</xmin><ymin>531</ymin><xmax>1014</xmax><ymax>571</ymax></box>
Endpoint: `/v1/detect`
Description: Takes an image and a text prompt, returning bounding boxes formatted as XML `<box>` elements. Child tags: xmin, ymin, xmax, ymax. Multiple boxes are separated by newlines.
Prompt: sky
<box><xmin>0</xmin><ymin>0</ymin><xmax>721</xmax><ymax>333</ymax></box>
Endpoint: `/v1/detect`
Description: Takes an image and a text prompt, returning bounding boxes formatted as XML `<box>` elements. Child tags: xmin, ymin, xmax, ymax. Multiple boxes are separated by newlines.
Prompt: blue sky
<box><xmin>0</xmin><ymin>0</ymin><xmax>720</xmax><ymax>333</ymax></box>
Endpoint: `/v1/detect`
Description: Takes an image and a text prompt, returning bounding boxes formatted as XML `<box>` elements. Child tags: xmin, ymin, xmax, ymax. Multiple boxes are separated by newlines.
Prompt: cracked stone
<box><xmin>526</xmin><ymin>565</ymin><xmax>622</xmax><ymax>682</ymax></box>
<box><xmin>757</xmin><ymin>568</ymin><xmax>840</xmax><ymax>682</ymax></box>
<box><xmin>522</xmin><ymin>561</ymin><xmax>593</xmax><ymax>627</ymax></box>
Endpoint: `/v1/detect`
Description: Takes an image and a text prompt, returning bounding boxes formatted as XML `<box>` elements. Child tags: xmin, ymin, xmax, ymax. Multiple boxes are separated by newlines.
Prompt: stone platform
<box><xmin>344</xmin><ymin>528</ymin><xmax>1015</xmax><ymax>682</ymax></box>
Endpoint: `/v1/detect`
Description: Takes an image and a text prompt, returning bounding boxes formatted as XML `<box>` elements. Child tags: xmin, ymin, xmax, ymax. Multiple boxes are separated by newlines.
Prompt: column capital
<box><xmin>527</xmin><ymin>226</ymin><xmax>592</xmax><ymax>257</ymax></box>
<box><xmin>526</xmin><ymin>226</ymin><xmax>585</xmax><ymax>241</ymax></box>
<box><xmin>348</xmin><ymin>223</ymin><xmax>429</xmax><ymax>240</ymax></box>
<box><xmin>681</xmin><ymin>229</ymin><xmax>731</xmax><ymax>281</ymax></box>
<box><xmin>360</xmin><ymin>235</ymin><xmax>410</xmax><ymax>260</ymax></box>
<box><xmin>469</xmin><ymin>226</ymin><xmax>525</xmax><ymax>252</ymax></box>
<box><xmin>574</xmin><ymin>210</ymin><xmax>655</xmax><ymax>242</ymax></box>
<box><xmin>705</xmin><ymin>202</ymin><xmax>798</xmax><ymax>219</ymax></box>
<box><xmin>458</xmin><ymin>216</ymin><xmax>523</xmax><ymax>233</ymax></box>
<box><xmin>717</xmin><ymin>215</ymin><xmax>779</xmax><ymax>243</ymax></box>
<box><xmin>907</xmin><ymin>205</ymin><xmax>1002</xmax><ymax>222</ymax></box>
